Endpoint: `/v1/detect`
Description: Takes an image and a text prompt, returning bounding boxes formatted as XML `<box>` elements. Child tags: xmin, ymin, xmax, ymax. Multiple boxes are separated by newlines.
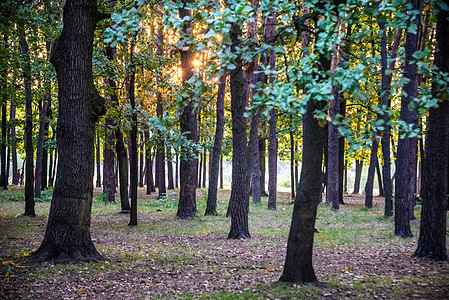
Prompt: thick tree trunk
<box><xmin>228</xmin><ymin>20</ymin><xmax>250</xmax><ymax>239</ymax></box>
<box><xmin>95</xmin><ymin>128</ymin><xmax>101</xmax><ymax>188</ymax></box>
<box><xmin>19</xmin><ymin>25</ymin><xmax>35</xmax><ymax>215</ymax></box>
<box><xmin>280</xmin><ymin>98</ymin><xmax>327</xmax><ymax>284</ymax></box>
<box><xmin>10</xmin><ymin>97</ymin><xmax>18</xmax><ymax>185</ymax></box>
<box><xmin>177</xmin><ymin>2</ymin><xmax>197</xmax><ymax>218</ymax></box>
<box><xmin>352</xmin><ymin>160</ymin><xmax>363</xmax><ymax>195</ymax></box>
<box><xmin>128</xmin><ymin>41</ymin><xmax>138</xmax><ymax>226</ymax></box>
<box><xmin>394</xmin><ymin>0</ymin><xmax>421</xmax><ymax>237</ymax></box>
<box><xmin>365</xmin><ymin>138</ymin><xmax>379</xmax><ymax>208</ymax></box>
<box><xmin>205</xmin><ymin>75</ymin><xmax>226</xmax><ymax>215</ymax></box>
<box><xmin>31</xmin><ymin>0</ymin><xmax>106</xmax><ymax>262</ymax></box>
<box><xmin>414</xmin><ymin>0</ymin><xmax>448</xmax><ymax>259</ymax></box>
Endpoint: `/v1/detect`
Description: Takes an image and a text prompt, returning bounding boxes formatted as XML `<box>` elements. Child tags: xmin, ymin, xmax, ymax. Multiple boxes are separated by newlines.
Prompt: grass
<box><xmin>0</xmin><ymin>186</ymin><xmax>448</xmax><ymax>299</ymax></box>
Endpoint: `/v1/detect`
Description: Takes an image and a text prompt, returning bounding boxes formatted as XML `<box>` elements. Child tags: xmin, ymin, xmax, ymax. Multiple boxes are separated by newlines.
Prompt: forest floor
<box><xmin>0</xmin><ymin>186</ymin><xmax>448</xmax><ymax>299</ymax></box>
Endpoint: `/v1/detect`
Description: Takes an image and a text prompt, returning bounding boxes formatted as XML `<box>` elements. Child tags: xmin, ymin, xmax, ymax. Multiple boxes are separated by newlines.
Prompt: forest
<box><xmin>0</xmin><ymin>0</ymin><xmax>448</xmax><ymax>298</ymax></box>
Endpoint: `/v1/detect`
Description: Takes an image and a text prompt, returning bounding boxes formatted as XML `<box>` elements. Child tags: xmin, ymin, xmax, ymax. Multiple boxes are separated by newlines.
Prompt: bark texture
<box><xmin>414</xmin><ymin>0</ymin><xmax>448</xmax><ymax>260</ymax></box>
<box><xmin>365</xmin><ymin>138</ymin><xmax>379</xmax><ymax>208</ymax></box>
<box><xmin>228</xmin><ymin>20</ymin><xmax>250</xmax><ymax>239</ymax></box>
<box><xmin>31</xmin><ymin>0</ymin><xmax>106</xmax><ymax>263</ymax></box>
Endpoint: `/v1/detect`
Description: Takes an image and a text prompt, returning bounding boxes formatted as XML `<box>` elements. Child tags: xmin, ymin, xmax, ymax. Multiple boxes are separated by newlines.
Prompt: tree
<box><xmin>177</xmin><ymin>0</ymin><xmax>197</xmax><ymax>219</ymax></box>
<box><xmin>205</xmin><ymin>75</ymin><xmax>226</xmax><ymax>216</ymax></box>
<box><xmin>31</xmin><ymin>0</ymin><xmax>106</xmax><ymax>262</ymax></box>
<box><xmin>19</xmin><ymin>24</ymin><xmax>35</xmax><ymax>216</ymax></box>
<box><xmin>394</xmin><ymin>0</ymin><xmax>422</xmax><ymax>238</ymax></box>
<box><xmin>414</xmin><ymin>0</ymin><xmax>448</xmax><ymax>261</ymax></box>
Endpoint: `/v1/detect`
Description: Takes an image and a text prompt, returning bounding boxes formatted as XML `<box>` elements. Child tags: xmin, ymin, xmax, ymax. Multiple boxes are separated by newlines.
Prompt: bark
<box><xmin>414</xmin><ymin>0</ymin><xmax>449</xmax><ymax>259</ymax></box>
<box><xmin>31</xmin><ymin>0</ymin><xmax>106</xmax><ymax>262</ymax></box>
<box><xmin>95</xmin><ymin>128</ymin><xmax>101</xmax><ymax>188</ymax></box>
<box><xmin>343</xmin><ymin>160</ymin><xmax>347</xmax><ymax>194</ymax></box>
<box><xmin>394</xmin><ymin>0</ymin><xmax>421</xmax><ymax>238</ymax></box>
<box><xmin>128</xmin><ymin>41</ymin><xmax>138</xmax><ymax>226</ymax></box>
<box><xmin>198</xmin><ymin>145</ymin><xmax>202</xmax><ymax>188</ymax></box>
<box><xmin>352</xmin><ymin>160</ymin><xmax>363</xmax><ymax>195</ymax></box>
<box><xmin>205</xmin><ymin>75</ymin><xmax>226</xmax><ymax>216</ymax></box>
<box><xmin>19</xmin><ymin>25</ymin><xmax>34</xmax><ymax>216</ymax></box>
<box><xmin>177</xmin><ymin>2</ymin><xmax>197</xmax><ymax>218</ymax></box>
<box><xmin>365</xmin><ymin>138</ymin><xmax>379</xmax><ymax>208</ymax></box>
<box><xmin>379</xmin><ymin>19</ymin><xmax>403</xmax><ymax>217</ymax></box>
<box><xmin>327</xmin><ymin>82</ymin><xmax>340</xmax><ymax>210</ymax></box>
<box><xmin>103</xmin><ymin>118</ymin><xmax>115</xmax><ymax>202</ymax></box>
<box><xmin>228</xmin><ymin>20</ymin><xmax>250</xmax><ymax>239</ymax></box>
<box><xmin>266</xmin><ymin>13</ymin><xmax>277</xmax><ymax>210</ymax></box>
<box><xmin>280</xmin><ymin>94</ymin><xmax>327</xmax><ymax>284</ymax></box>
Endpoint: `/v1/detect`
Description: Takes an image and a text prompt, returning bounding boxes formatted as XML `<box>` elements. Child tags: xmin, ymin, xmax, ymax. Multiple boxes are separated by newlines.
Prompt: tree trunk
<box><xmin>327</xmin><ymin>83</ymin><xmax>340</xmax><ymax>210</ymax></box>
<box><xmin>139</xmin><ymin>133</ymin><xmax>144</xmax><ymax>188</ymax></box>
<box><xmin>95</xmin><ymin>128</ymin><xmax>101</xmax><ymax>188</ymax></box>
<box><xmin>19</xmin><ymin>25</ymin><xmax>34</xmax><ymax>215</ymax></box>
<box><xmin>219</xmin><ymin>154</ymin><xmax>223</xmax><ymax>189</ymax></box>
<box><xmin>259</xmin><ymin>135</ymin><xmax>267</xmax><ymax>196</ymax></box>
<box><xmin>202</xmin><ymin>150</ymin><xmax>207</xmax><ymax>188</ymax></box>
<box><xmin>198</xmin><ymin>143</ymin><xmax>202</xmax><ymax>188</ymax></box>
<box><xmin>167</xmin><ymin>146</ymin><xmax>174</xmax><ymax>189</ymax></box>
<box><xmin>379</xmin><ymin>19</ymin><xmax>403</xmax><ymax>217</ymax></box>
<box><xmin>31</xmin><ymin>0</ymin><xmax>106</xmax><ymax>262</ymax></box>
<box><xmin>128</xmin><ymin>40</ymin><xmax>138</xmax><ymax>226</ymax></box>
<box><xmin>144</xmin><ymin>131</ymin><xmax>155</xmax><ymax>194</ymax></box>
<box><xmin>343</xmin><ymin>160</ymin><xmax>347</xmax><ymax>194</ymax></box>
<box><xmin>177</xmin><ymin>2</ymin><xmax>197</xmax><ymax>218</ymax></box>
<box><xmin>10</xmin><ymin>96</ymin><xmax>18</xmax><ymax>185</ymax></box>
<box><xmin>205</xmin><ymin>75</ymin><xmax>226</xmax><ymax>215</ymax></box>
<box><xmin>103</xmin><ymin>118</ymin><xmax>116</xmax><ymax>202</ymax></box>
<box><xmin>365</xmin><ymin>138</ymin><xmax>379</xmax><ymax>208</ymax></box>
<box><xmin>414</xmin><ymin>0</ymin><xmax>448</xmax><ymax>259</ymax></box>
<box><xmin>175</xmin><ymin>154</ymin><xmax>179</xmax><ymax>188</ymax></box>
<box><xmin>376</xmin><ymin>159</ymin><xmax>384</xmax><ymax>196</ymax></box>
<box><xmin>280</xmin><ymin>93</ymin><xmax>327</xmax><ymax>284</ymax></box>
<box><xmin>290</xmin><ymin>130</ymin><xmax>295</xmax><ymax>200</ymax></box>
<box><xmin>105</xmin><ymin>32</ymin><xmax>129</xmax><ymax>212</ymax></box>
<box><xmin>0</xmin><ymin>84</ymin><xmax>7</xmax><ymax>189</ymax></box>
<box><xmin>266</xmin><ymin>13</ymin><xmax>277</xmax><ymax>210</ymax></box>
<box><xmin>394</xmin><ymin>0</ymin><xmax>421</xmax><ymax>237</ymax></box>
<box><xmin>352</xmin><ymin>160</ymin><xmax>363</xmax><ymax>195</ymax></box>
<box><xmin>228</xmin><ymin>20</ymin><xmax>250</xmax><ymax>239</ymax></box>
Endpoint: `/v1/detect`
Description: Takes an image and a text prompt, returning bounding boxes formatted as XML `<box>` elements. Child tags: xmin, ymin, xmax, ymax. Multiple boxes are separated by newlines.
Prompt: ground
<box><xmin>0</xmin><ymin>186</ymin><xmax>448</xmax><ymax>299</ymax></box>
